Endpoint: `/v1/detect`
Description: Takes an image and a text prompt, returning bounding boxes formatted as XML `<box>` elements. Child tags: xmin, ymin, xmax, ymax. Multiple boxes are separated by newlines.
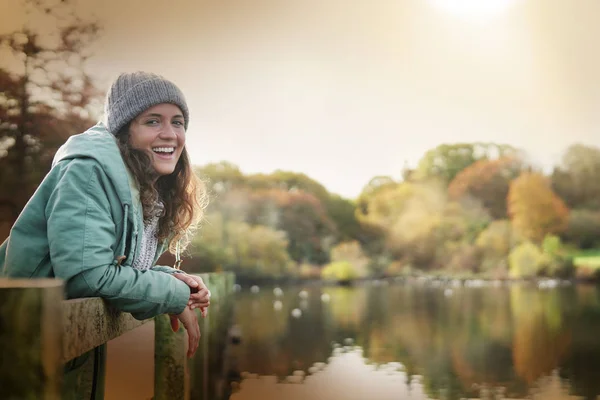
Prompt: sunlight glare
<box><xmin>428</xmin><ymin>0</ymin><xmax>517</xmax><ymax>19</ymax></box>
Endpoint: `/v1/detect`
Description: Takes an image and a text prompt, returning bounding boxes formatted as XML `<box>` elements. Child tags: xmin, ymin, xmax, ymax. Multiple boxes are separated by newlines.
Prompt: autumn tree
<box><xmin>357</xmin><ymin>180</ymin><xmax>489</xmax><ymax>268</ymax></box>
<box><xmin>244</xmin><ymin>188</ymin><xmax>335</xmax><ymax>264</ymax></box>
<box><xmin>415</xmin><ymin>143</ymin><xmax>521</xmax><ymax>185</ymax></box>
<box><xmin>0</xmin><ymin>0</ymin><xmax>103</xmax><ymax>233</ymax></box>
<box><xmin>355</xmin><ymin>179</ymin><xmax>402</xmax><ymax>253</ymax></box>
<box><xmin>475</xmin><ymin>220</ymin><xmax>513</xmax><ymax>272</ymax></box>
<box><xmin>507</xmin><ymin>172</ymin><xmax>569</xmax><ymax>243</ymax></box>
<box><xmin>448</xmin><ymin>156</ymin><xmax>523</xmax><ymax>219</ymax></box>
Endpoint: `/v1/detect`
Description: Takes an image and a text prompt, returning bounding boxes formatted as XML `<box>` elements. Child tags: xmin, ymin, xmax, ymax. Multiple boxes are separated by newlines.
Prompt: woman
<box><xmin>0</xmin><ymin>72</ymin><xmax>211</xmax><ymax>382</ymax></box>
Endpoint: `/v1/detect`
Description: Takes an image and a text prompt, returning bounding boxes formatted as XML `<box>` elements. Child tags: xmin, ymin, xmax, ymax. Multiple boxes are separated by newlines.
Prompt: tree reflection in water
<box><xmin>226</xmin><ymin>282</ymin><xmax>600</xmax><ymax>400</ymax></box>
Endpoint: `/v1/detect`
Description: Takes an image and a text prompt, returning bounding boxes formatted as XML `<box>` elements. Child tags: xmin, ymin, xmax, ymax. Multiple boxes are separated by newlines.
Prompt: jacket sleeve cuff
<box><xmin>151</xmin><ymin>265</ymin><xmax>185</xmax><ymax>275</ymax></box>
<box><xmin>166</xmin><ymin>279</ymin><xmax>191</xmax><ymax>315</ymax></box>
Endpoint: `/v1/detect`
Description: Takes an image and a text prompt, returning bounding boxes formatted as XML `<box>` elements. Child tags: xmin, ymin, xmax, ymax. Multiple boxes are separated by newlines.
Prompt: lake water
<box><xmin>223</xmin><ymin>279</ymin><xmax>600</xmax><ymax>400</ymax></box>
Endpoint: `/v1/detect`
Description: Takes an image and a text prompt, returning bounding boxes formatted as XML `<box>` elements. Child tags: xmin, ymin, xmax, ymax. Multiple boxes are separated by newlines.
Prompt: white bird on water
<box><xmin>291</xmin><ymin>308</ymin><xmax>302</xmax><ymax>318</ymax></box>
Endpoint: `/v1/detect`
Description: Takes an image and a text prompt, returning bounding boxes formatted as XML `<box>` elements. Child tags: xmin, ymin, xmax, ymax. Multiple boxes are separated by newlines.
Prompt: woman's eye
<box><xmin>173</xmin><ymin>120</ymin><xmax>184</xmax><ymax>127</ymax></box>
<box><xmin>146</xmin><ymin>119</ymin><xmax>159</xmax><ymax>125</ymax></box>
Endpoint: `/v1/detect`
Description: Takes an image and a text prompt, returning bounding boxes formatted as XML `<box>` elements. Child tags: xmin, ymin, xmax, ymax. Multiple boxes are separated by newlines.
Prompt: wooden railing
<box><xmin>0</xmin><ymin>272</ymin><xmax>235</xmax><ymax>400</ymax></box>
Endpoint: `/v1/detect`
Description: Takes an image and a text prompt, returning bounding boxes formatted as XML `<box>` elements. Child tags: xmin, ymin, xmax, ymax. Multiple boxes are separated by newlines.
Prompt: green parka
<box><xmin>0</xmin><ymin>122</ymin><xmax>190</xmax><ymax>320</ymax></box>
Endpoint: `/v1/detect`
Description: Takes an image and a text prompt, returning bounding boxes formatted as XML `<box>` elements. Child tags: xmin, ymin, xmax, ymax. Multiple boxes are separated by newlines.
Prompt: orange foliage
<box><xmin>512</xmin><ymin>318</ymin><xmax>571</xmax><ymax>384</ymax></box>
<box><xmin>507</xmin><ymin>172</ymin><xmax>569</xmax><ymax>242</ymax></box>
<box><xmin>448</xmin><ymin>157</ymin><xmax>522</xmax><ymax>218</ymax></box>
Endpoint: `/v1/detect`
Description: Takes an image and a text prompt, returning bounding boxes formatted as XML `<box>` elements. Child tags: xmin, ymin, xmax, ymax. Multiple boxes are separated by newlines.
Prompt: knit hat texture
<box><xmin>104</xmin><ymin>71</ymin><xmax>189</xmax><ymax>135</ymax></box>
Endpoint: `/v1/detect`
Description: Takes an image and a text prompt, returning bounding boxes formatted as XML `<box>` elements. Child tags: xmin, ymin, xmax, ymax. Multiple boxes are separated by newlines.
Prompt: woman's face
<box><xmin>129</xmin><ymin>103</ymin><xmax>186</xmax><ymax>176</ymax></box>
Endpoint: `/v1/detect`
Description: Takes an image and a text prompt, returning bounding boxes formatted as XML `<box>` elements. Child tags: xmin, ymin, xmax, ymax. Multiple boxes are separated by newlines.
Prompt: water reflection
<box><xmin>231</xmin><ymin>346</ymin><xmax>431</xmax><ymax>400</ymax></box>
<box><xmin>225</xmin><ymin>281</ymin><xmax>600</xmax><ymax>399</ymax></box>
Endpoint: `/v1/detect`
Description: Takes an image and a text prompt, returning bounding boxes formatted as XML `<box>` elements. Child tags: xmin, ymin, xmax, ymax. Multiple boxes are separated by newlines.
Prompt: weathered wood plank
<box><xmin>0</xmin><ymin>278</ymin><xmax>64</xmax><ymax>400</ymax></box>
<box><xmin>61</xmin><ymin>298</ymin><xmax>150</xmax><ymax>363</ymax></box>
<box><xmin>154</xmin><ymin>313</ymin><xmax>189</xmax><ymax>400</ymax></box>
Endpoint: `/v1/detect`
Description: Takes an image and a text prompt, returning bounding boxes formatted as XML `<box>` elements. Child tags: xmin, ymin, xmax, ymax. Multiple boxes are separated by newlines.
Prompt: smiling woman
<box><xmin>428</xmin><ymin>0</ymin><xmax>517</xmax><ymax>19</ymax></box>
<box><xmin>1</xmin><ymin>71</ymin><xmax>212</xmax><ymax>397</ymax></box>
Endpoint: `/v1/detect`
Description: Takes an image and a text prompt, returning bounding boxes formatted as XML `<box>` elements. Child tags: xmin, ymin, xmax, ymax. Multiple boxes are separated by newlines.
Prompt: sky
<box><xmin>2</xmin><ymin>0</ymin><xmax>600</xmax><ymax>198</ymax></box>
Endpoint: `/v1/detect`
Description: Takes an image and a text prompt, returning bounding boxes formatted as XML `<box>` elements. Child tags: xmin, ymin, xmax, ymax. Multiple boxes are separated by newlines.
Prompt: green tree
<box><xmin>325</xmin><ymin>194</ymin><xmax>361</xmax><ymax>243</ymax></box>
<box><xmin>246</xmin><ymin>170</ymin><xmax>329</xmax><ymax>203</ymax></box>
<box><xmin>415</xmin><ymin>143</ymin><xmax>520</xmax><ymax>185</ymax></box>
<box><xmin>551</xmin><ymin>144</ymin><xmax>600</xmax><ymax>210</ymax></box>
<box><xmin>561</xmin><ymin>209</ymin><xmax>600</xmax><ymax>249</ymax></box>
<box><xmin>194</xmin><ymin>161</ymin><xmax>245</xmax><ymax>196</ymax></box>
<box><xmin>189</xmin><ymin>212</ymin><xmax>293</xmax><ymax>277</ymax></box>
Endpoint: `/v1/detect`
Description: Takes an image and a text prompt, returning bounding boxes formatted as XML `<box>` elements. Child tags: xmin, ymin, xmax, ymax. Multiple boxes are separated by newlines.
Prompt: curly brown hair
<box><xmin>116</xmin><ymin>124</ymin><xmax>208</xmax><ymax>254</ymax></box>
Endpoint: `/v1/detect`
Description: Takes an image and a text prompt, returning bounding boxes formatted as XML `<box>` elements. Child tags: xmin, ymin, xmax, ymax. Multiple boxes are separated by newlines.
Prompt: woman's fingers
<box><xmin>172</xmin><ymin>272</ymin><xmax>199</xmax><ymax>290</ymax></box>
<box><xmin>192</xmin><ymin>288</ymin><xmax>210</xmax><ymax>299</ymax></box>
<box><xmin>187</xmin><ymin>289</ymin><xmax>211</xmax><ymax>308</ymax></box>
<box><xmin>169</xmin><ymin>315</ymin><xmax>180</xmax><ymax>332</ymax></box>
<box><xmin>172</xmin><ymin>274</ymin><xmax>212</xmax><ymax>305</ymax></box>
<box><xmin>188</xmin><ymin>275</ymin><xmax>208</xmax><ymax>291</ymax></box>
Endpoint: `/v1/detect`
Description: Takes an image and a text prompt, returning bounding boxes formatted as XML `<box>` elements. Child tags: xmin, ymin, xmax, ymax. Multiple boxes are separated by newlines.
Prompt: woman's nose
<box><xmin>159</xmin><ymin>124</ymin><xmax>177</xmax><ymax>138</ymax></box>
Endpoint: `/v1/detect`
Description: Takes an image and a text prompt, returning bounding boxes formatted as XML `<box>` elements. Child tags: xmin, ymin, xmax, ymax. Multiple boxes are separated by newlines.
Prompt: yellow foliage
<box><xmin>475</xmin><ymin>220</ymin><xmax>513</xmax><ymax>271</ymax></box>
<box><xmin>508</xmin><ymin>242</ymin><xmax>549</xmax><ymax>278</ymax></box>
<box><xmin>476</xmin><ymin>220</ymin><xmax>512</xmax><ymax>255</ymax></box>
<box><xmin>321</xmin><ymin>261</ymin><xmax>360</xmax><ymax>282</ymax></box>
<box><xmin>329</xmin><ymin>241</ymin><xmax>370</xmax><ymax>277</ymax></box>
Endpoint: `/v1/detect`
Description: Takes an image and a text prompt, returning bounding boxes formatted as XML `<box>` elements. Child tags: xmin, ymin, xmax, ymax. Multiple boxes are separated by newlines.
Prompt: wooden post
<box><xmin>154</xmin><ymin>314</ymin><xmax>189</xmax><ymax>400</ymax></box>
<box><xmin>189</xmin><ymin>272</ymin><xmax>236</xmax><ymax>400</ymax></box>
<box><xmin>0</xmin><ymin>278</ymin><xmax>64</xmax><ymax>400</ymax></box>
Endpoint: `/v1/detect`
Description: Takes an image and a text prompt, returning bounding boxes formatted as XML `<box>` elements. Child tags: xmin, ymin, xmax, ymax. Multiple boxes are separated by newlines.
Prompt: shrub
<box><xmin>321</xmin><ymin>261</ymin><xmax>360</xmax><ymax>282</ymax></box>
<box><xmin>330</xmin><ymin>241</ymin><xmax>370</xmax><ymax>278</ymax></box>
<box><xmin>508</xmin><ymin>242</ymin><xmax>548</xmax><ymax>278</ymax></box>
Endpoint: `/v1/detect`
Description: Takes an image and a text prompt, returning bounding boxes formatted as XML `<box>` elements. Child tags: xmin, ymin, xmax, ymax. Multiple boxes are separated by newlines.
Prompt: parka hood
<box><xmin>52</xmin><ymin>122</ymin><xmax>135</xmax><ymax>207</ymax></box>
<box><xmin>52</xmin><ymin>122</ymin><xmax>142</xmax><ymax>263</ymax></box>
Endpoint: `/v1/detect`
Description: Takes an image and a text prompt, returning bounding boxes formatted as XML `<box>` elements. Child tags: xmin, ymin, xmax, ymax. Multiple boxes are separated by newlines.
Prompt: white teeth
<box><xmin>153</xmin><ymin>147</ymin><xmax>175</xmax><ymax>153</ymax></box>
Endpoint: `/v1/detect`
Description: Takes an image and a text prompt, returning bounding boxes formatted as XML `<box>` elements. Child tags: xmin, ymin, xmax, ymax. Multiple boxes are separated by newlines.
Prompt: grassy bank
<box><xmin>572</xmin><ymin>250</ymin><xmax>600</xmax><ymax>269</ymax></box>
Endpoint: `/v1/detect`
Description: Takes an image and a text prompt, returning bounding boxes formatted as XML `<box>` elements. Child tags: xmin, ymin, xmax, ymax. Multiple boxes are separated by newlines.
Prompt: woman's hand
<box><xmin>169</xmin><ymin>307</ymin><xmax>201</xmax><ymax>358</ymax></box>
<box><xmin>172</xmin><ymin>273</ymin><xmax>211</xmax><ymax>317</ymax></box>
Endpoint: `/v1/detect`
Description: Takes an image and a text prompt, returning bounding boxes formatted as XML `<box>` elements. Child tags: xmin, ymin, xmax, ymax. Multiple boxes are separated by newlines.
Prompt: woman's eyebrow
<box><xmin>141</xmin><ymin>113</ymin><xmax>184</xmax><ymax>119</ymax></box>
<box><xmin>142</xmin><ymin>113</ymin><xmax>163</xmax><ymax>118</ymax></box>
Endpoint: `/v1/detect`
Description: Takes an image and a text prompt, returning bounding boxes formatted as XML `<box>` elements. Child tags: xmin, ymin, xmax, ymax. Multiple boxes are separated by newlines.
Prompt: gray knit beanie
<box><xmin>104</xmin><ymin>71</ymin><xmax>189</xmax><ymax>135</ymax></box>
